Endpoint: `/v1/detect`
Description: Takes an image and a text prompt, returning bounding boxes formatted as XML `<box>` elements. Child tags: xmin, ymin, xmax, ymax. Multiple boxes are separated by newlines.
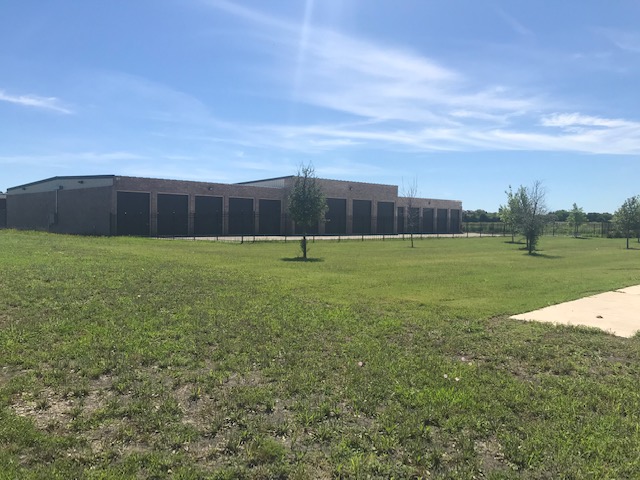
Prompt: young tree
<box><xmin>567</xmin><ymin>203</ymin><xmax>588</xmax><ymax>237</ymax></box>
<box><xmin>499</xmin><ymin>185</ymin><xmax>522</xmax><ymax>243</ymax></box>
<box><xmin>402</xmin><ymin>177</ymin><xmax>419</xmax><ymax>248</ymax></box>
<box><xmin>519</xmin><ymin>181</ymin><xmax>548</xmax><ymax>254</ymax></box>
<box><xmin>288</xmin><ymin>164</ymin><xmax>328</xmax><ymax>259</ymax></box>
<box><xmin>613</xmin><ymin>195</ymin><xmax>640</xmax><ymax>249</ymax></box>
<box><xmin>504</xmin><ymin>181</ymin><xmax>547</xmax><ymax>254</ymax></box>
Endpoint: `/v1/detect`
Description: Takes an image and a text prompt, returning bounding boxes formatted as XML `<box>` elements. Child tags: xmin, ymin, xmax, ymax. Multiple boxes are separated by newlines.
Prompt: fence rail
<box><xmin>462</xmin><ymin>221</ymin><xmax>613</xmax><ymax>238</ymax></box>
<box><xmin>110</xmin><ymin>211</ymin><xmax>463</xmax><ymax>237</ymax></box>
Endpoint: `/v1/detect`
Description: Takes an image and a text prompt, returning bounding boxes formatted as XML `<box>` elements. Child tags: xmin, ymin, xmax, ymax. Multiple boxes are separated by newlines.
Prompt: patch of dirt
<box><xmin>168</xmin><ymin>370</ymin><xmax>297</xmax><ymax>468</ymax></box>
<box><xmin>11</xmin><ymin>388</ymin><xmax>76</xmax><ymax>431</ymax></box>
<box><xmin>7</xmin><ymin>366</ymin><xmax>379</xmax><ymax>475</ymax></box>
<box><xmin>475</xmin><ymin>436</ymin><xmax>513</xmax><ymax>475</ymax></box>
<box><xmin>9</xmin><ymin>374</ymin><xmax>114</xmax><ymax>434</ymax></box>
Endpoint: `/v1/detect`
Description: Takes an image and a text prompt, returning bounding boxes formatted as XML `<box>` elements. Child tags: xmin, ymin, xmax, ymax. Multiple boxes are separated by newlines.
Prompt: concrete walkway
<box><xmin>511</xmin><ymin>285</ymin><xmax>640</xmax><ymax>337</ymax></box>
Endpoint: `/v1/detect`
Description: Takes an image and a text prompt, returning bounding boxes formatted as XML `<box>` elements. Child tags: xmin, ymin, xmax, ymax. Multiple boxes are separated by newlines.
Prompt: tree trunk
<box><xmin>301</xmin><ymin>235</ymin><xmax>308</xmax><ymax>259</ymax></box>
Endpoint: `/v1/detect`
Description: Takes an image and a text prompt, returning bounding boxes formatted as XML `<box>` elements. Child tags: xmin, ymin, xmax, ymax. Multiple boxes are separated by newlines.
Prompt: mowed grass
<box><xmin>1</xmin><ymin>230</ymin><xmax>639</xmax><ymax>479</ymax></box>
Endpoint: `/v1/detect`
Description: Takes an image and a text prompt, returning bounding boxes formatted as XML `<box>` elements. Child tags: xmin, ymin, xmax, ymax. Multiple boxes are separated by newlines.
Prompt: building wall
<box><xmin>7</xmin><ymin>187</ymin><xmax>112</xmax><ymax>234</ymax></box>
<box><xmin>396</xmin><ymin>197</ymin><xmax>463</xmax><ymax>234</ymax></box>
<box><xmin>7</xmin><ymin>176</ymin><xmax>115</xmax><ymax>234</ymax></box>
<box><xmin>7</xmin><ymin>174</ymin><xmax>463</xmax><ymax>236</ymax></box>
<box><xmin>7</xmin><ymin>191</ymin><xmax>56</xmax><ymax>231</ymax></box>
<box><xmin>54</xmin><ymin>187</ymin><xmax>112</xmax><ymax>235</ymax></box>
<box><xmin>280</xmin><ymin>177</ymin><xmax>401</xmax><ymax>235</ymax></box>
<box><xmin>0</xmin><ymin>196</ymin><xmax>6</xmax><ymax>228</ymax></box>
<box><xmin>113</xmin><ymin>176</ymin><xmax>285</xmax><ymax>236</ymax></box>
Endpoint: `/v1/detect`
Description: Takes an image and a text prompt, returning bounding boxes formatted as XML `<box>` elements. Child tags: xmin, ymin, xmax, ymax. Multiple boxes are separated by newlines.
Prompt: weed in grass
<box><xmin>246</xmin><ymin>436</ymin><xmax>286</xmax><ymax>466</ymax></box>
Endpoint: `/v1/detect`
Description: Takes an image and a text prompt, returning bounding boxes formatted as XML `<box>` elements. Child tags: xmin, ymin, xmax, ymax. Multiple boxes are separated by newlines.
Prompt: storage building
<box><xmin>6</xmin><ymin>175</ymin><xmax>462</xmax><ymax>236</ymax></box>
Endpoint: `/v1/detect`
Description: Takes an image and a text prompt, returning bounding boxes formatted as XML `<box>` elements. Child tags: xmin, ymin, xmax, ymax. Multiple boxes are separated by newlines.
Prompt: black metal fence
<box><xmin>463</xmin><ymin>221</ymin><xmax>613</xmax><ymax>238</ymax></box>
<box><xmin>109</xmin><ymin>211</ymin><xmax>463</xmax><ymax>237</ymax></box>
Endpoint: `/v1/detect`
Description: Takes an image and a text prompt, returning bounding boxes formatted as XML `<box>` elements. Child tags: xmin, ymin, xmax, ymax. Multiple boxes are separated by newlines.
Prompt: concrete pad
<box><xmin>618</xmin><ymin>285</ymin><xmax>640</xmax><ymax>295</ymax></box>
<box><xmin>511</xmin><ymin>286</ymin><xmax>640</xmax><ymax>337</ymax></box>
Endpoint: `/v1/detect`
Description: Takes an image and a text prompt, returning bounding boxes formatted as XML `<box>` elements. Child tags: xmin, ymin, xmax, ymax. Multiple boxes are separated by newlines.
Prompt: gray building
<box><xmin>6</xmin><ymin>175</ymin><xmax>462</xmax><ymax>236</ymax></box>
<box><xmin>0</xmin><ymin>193</ymin><xmax>6</xmax><ymax>229</ymax></box>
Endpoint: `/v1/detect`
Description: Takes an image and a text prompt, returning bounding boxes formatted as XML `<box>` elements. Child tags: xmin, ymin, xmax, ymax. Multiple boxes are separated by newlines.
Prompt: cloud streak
<box><xmin>0</xmin><ymin>151</ymin><xmax>148</xmax><ymax>167</ymax></box>
<box><xmin>0</xmin><ymin>89</ymin><xmax>72</xmax><ymax>114</ymax></box>
<box><xmin>600</xmin><ymin>28</ymin><xmax>640</xmax><ymax>54</ymax></box>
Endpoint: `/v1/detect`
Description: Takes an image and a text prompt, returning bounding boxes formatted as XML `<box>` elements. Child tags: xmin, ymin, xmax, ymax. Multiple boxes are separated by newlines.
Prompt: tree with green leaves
<box><xmin>613</xmin><ymin>195</ymin><xmax>640</xmax><ymax>249</ymax></box>
<box><xmin>288</xmin><ymin>164</ymin><xmax>328</xmax><ymax>259</ymax></box>
<box><xmin>518</xmin><ymin>181</ymin><xmax>548</xmax><ymax>254</ymax></box>
<box><xmin>499</xmin><ymin>185</ymin><xmax>522</xmax><ymax>243</ymax></box>
<box><xmin>567</xmin><ymin>203</ymin><xmax>588</xmax><ymax>238</ymax></box>
<box><xmin>502</xmin><ymin>181</ymin><xmax>547</xmax><ymax>254</ymax></box>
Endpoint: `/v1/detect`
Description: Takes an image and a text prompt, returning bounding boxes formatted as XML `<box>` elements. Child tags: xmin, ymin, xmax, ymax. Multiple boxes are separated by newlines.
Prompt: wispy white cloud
<box><xmin>0</xmin><ymin>150</ymin><xmax>244</xmax><ymax>185</ymax></box>
<box><xmin>479</xmin><ymin>113</ymin><xmax>640</xmax><ymax>154</ymax></box>
<box><xmin>541</xmin><ymin>113</ymin><xmax>633</xmax><ymax>129</ymax></box>
<box><xmin>450</xmin><ymin>109</ymin><xmax>515</xmax><ymax>123</ymax></box>
<box><xmin>600</xmin><ymin>28</ymin><xmax>640</xmax><ymax>53</ymax></box>
<box><xmin>0</xmin><ymin>151</ymin><xmax>147</xmax><ymax>166</ymax></box>
<box><xmin>200</xmin><ymin>0</ymin><xmax>295</xmax><ymax>34</ymax></box>
<box><xmin>317</xmin><ymin>160</ymin><xmax>388</xmax><ymax>179</ymax></box>
<box><xmin>244</xmin><ymin>110</ymin><xmax>640</xmax><ymax>155</ymax></box>
<box><xmin>190</xmin><ymin>2</ymin><xmax>640</xmax><ymax>156</ymax></box>
<box><xmin>0</xmin><ymin>89</ymin><xmax>72</xmax><ymax>114</ymax></box>
<box><xmin>85</xmin><ymin>71</ymin><xmax>226</xmax><ymax>127</ymax></box>
<box><xmin>119</xmin><ymin>164</ymin><xmax>235</xmax><ymax>183</ymax></box>
<box><xmin>199</xmin><ymin>4</ymin><xmax>533</xmax><ymax>119</ymax></box>
<box><xmin>495</xmin><ymin>7</ymin><xmax>533</xmax><ymax>37</ymax></box>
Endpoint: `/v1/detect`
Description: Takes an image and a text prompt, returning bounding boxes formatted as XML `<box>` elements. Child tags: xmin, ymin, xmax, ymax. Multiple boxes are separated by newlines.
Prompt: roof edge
<box><xmin>8</xmin><ymin>175</ymin><xmax>116</xmax><ymax>192</ymax></box>
<box><xmin>236</xmin><ymin>175</ymin><xmax>295</xmax><ymax>185</ymax></box>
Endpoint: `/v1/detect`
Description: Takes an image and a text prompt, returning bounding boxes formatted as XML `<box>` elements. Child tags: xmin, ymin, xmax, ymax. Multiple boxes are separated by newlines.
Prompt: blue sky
<box><xmin>1</xmin><ymin>0</ymin><xmax>639</xmax><ymax>212</ymax></box>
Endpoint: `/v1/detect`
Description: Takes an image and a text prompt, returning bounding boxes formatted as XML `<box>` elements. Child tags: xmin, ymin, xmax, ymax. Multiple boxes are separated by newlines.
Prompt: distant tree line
<box><xmin>463</xmin><ymin>209</ymin><xmax>613</xmax><ymax>223</ymax></box>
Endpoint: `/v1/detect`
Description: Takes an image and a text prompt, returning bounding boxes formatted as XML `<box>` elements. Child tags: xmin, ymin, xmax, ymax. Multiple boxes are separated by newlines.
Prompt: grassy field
<box><xmin>1</xmin><ymin>230</ymin><xmax>639</xmax><ymax>479</ymax></box>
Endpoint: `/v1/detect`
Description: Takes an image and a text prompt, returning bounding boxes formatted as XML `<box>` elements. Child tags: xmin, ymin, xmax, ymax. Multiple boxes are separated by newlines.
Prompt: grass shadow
<box><xmin>280</xmin><ymin>257</ymin><xmax>325</xmax><ymax>263</ymax></box>
<box><xmin>515</xmin><ymin>247</ymin><xmax>563</xmax><ymax>259</ymax></box>
<box><xmin>525</xmin><ymin>252</ymin><xmax>564</xmax><ymax>259</ymax></box>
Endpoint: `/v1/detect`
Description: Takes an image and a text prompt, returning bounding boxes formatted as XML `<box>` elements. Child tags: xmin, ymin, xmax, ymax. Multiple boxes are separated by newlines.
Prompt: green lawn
<box><xmin>1</xmin><ymin>230</ymin><xmax>639</xmax><ymax>479</ymax></box>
